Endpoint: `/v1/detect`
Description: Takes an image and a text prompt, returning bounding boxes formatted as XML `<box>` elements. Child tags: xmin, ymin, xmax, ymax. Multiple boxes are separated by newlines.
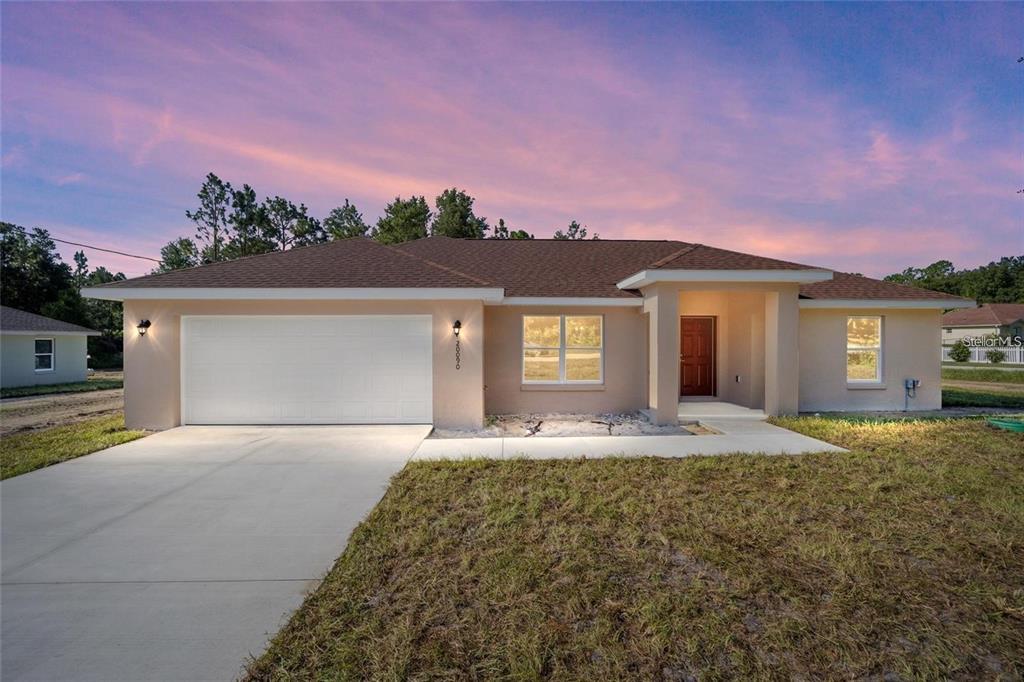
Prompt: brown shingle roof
<box><xmin>93</xmin><ymin>235</ymin><xmax>962</xmax><ymax>303</ymax></box>
<box><xmin>1</xmin><ymin>306</ymin><xmax>99</xmax><ymax>334</ymax></box>
<box><xmin>941</xmin><ymin>303</ymin><xmax>1024</xmax><ymax>327</ymax></box>
<box><xmin>798</xmin><ymin>272</ymin><xmax>971</xmax><ymax>302</ymax></box>
<box><xmin>98</xmin><ymin>237</ymin><xmax>491</xmax><ymax>289</ymax></box>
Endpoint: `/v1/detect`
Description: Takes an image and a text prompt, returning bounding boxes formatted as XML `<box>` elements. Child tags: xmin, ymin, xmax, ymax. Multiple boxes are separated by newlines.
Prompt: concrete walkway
<box><xmin>412</xmin><ymin>418</ymin><xmax>845</xmax><ymax>460</ymax></box>
<box><xmin>1</xmin><ymin>425</ymin><xmax>429</xmax><ymax>682</ymax></box>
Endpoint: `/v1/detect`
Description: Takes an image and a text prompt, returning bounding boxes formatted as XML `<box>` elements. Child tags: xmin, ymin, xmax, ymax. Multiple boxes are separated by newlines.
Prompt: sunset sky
<box><xmin>1</xmin><ymin>2</ymin><xmax>1021</xmax><ymax>278</ymax></box>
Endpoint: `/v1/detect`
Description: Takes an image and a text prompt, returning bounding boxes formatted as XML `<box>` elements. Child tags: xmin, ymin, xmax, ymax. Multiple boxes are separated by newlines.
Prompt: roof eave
<box><xmin>616</xmin><ymin>269</ymin><xmax>834</xmax><ymax>289</ymax></box>
<box><xmin>799</xmin><ymin>298</ymin><xmax>974</xmax><ymax>310</ymax></box>
<box><xmin>2</xmin><ymin>329</ymin><xmax>101</xmax><ymax>336</ymax></box>
<box><xmin>81</xmin><ymin>286</ymin><xmax>506</xmax><ymax>303</ymax></box>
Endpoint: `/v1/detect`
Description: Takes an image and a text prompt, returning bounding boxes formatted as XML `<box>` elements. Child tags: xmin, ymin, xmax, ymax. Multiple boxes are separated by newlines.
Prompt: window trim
<box><xmin>34</xmin><ymin>337</ymin><xmax>55</xmax><ymax>373</ymax></box>
<box><xmin>846</xmin><ymin>316</ymin><xmax>883</xmax><ymax>385</ymax></box>
<box><xmin>522</xmin><ymin>314</ymin><xmax>604</xmax><ymax>385</ymax></box>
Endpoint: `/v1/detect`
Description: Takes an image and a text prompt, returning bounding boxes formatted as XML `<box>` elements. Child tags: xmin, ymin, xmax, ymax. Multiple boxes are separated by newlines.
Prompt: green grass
<box><xmin>1</xmin><ymin>377</ymin><xmax>123</xmax><ymax>399</ymax></box>
<box><xmin>943</xmin><ymin>367</ymin><xmax>1024</xmax><ymax>384</ymax></box>
<box><xmin>0</xmin><ymin>414</ymin><xmax>146</xmax><ymax>480</ymax></box>
<box><xmin>246</xmin><ymin>418</ymin><xmax>1024</xmax><ymax>681</ymax></box>
<box><xmin>943</xmin><ymin>387</ymin><xmax>1024</xmax><ymax>409</ymax></box>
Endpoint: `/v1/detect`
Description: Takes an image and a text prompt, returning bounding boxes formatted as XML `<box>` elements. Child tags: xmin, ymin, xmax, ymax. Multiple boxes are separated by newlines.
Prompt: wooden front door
<box><xmin>679</xmin><ymin>317</ymin><xmax>715</xmax><ymax>396</ymax></box>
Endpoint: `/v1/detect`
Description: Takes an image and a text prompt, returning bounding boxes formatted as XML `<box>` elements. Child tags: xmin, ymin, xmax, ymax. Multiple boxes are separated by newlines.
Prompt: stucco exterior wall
<box><xmin>1</xmin><ymin>334</ymin><xmax>89</xmax><ymax>388</ymax></box>
<box><xmin>799</xmin><ymin>308</ymin><xmax>942</xmax><ymax>411</ymax></box>
<box><xmin>122</xmin><ymin>299</ymin><xmax>484</xmax><ymax>430</ymax></box>
<box><xmin>483</xmin><ymin>306</ymin><xmax>648</xmax><ymax>415</ymax></box>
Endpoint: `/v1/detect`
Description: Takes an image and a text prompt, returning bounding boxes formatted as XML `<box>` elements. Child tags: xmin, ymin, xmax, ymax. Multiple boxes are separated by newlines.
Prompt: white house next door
<box><xmin>181</xmin><ymin>315</ymin><xmax>432</xmax><ymax>424</ymax></box>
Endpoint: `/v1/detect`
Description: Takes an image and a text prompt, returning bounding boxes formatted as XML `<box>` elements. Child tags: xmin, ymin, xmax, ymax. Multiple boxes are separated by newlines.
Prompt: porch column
<box><xmin>644</xmin><ymin>284</ymin><xmax>680</xmax><ymax>424</ymax></box>
<box><xmin>764</xmin><ymin>287</ymin><xmax>800</xmax><ymax>415</ymax></box>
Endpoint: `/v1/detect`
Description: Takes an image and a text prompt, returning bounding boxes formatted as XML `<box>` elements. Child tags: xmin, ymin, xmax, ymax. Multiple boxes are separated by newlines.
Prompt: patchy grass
<box><xmin>1</xmin><ymin>377</ymin><xmax>123</xmax><ymax>399</ymax></box>
<box><xmin>246</xmin><ymin>418</ymin><xmax>1024</xmax><ymax>681</ymax></box>
<box><xmin>943</xmin><ymin>386</ymin><xmax>1024</xmax><ymax>409</ymax></box>
<box><xmin>0</xmin><ymin>414</ymin><xmax>146</xmax><ymax>480</ymax></box>
<box><xmin>943</xmin><ymin>367</ymin><xmax>1024</xmax><ymax>384</ymax></box>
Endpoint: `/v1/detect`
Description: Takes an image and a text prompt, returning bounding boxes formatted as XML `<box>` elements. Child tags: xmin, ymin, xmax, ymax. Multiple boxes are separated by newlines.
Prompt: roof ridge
<box><xmin>385</xmin><ymin>242</ymin><xmax>494</xmax><ymax>287</ymax></box>
<box><xmin>648</xmin><ymin>242</ymin><xmax>700</xmax><ymax>268</ymax></box>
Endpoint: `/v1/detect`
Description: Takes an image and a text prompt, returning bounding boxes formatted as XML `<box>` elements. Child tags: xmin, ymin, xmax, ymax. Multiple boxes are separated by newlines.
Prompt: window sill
<box><xmin>521</xmin><ymin>384</ymin><xmax>606</xmax><ymax>392</ymax></box>
<box><xmin>34</xmin><ymin>369</ymin><xmax>55</xmax><ymax>374</ymax></box>
<box><xmin>847</xmin><ymin>383</ymin><xmax>886</xmax><ymax>390</ymax></box>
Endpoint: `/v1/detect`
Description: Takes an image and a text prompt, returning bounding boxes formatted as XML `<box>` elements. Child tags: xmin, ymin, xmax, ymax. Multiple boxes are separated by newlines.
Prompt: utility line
<box><xmin>52</xmin><ymin>238</ymin><xmax>160</xmax><ymax>263</ymax></box>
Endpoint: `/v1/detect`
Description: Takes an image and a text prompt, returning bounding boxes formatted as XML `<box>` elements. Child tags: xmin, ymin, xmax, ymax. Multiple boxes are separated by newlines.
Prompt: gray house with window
<box><xmin>0</xmin><ymin>306</ymin><xmax>99</xmax><ymax>388</ymax></box>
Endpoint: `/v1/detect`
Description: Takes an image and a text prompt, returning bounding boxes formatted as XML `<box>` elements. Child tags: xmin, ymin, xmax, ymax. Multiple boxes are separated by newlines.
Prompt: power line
<box><xmin>52</xmin><ymin>238</ymin><xmax>160</xmax><ymax>263</ymax></box>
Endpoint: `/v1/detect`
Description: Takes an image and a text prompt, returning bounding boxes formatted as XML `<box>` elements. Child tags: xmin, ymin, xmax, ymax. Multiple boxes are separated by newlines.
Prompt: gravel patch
<box><xmin>430</xmin><ymin>412</ymin><xmax>697</xmax><ymax>439</ymax></box>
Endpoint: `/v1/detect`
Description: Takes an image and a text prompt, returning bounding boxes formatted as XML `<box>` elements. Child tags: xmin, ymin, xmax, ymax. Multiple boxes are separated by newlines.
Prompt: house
<box><xmin>82</xmin><ymin>237</ymin><xmax>971</xmax><ymax>430</ymax></box>
<box><xmin>941</xmin><ymin>303</ymin><xmax>1024</xmax><ymax>344</ymax></box>
<box><xmin>0</xmin><ymin>305</ymin><xmax>100</xmax><ymax>388</ymax></box>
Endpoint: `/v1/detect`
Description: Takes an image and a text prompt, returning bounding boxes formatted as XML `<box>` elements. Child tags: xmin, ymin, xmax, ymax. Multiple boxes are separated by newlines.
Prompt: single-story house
<box><xmin>941</xmin><ymin>303</ymin><xmax>1024</xmax><ymax>344</ymax></box>
<box><xmin>82</xmin><ymin>237</ymin><xmax>971</xmax><ymax>430</ymax></box>
<box><xmin>1</xmin><ymin>305</ymin><xmax>100</xmax><ymax>388</ymax></box>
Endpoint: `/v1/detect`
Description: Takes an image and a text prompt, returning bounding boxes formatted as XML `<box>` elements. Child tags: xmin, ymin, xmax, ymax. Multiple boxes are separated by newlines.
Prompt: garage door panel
<box><xmin>183</xmin><ymin>316</ymin><xmax>432</xmax><ymax>425</ymax></box>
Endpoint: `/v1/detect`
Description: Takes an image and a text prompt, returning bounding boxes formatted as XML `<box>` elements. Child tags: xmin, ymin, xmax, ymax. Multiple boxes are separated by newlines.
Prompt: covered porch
<box><xmin>642</xmin><ymin>282</ymin><xmax>802</xmax><ymax>425</ymax></box>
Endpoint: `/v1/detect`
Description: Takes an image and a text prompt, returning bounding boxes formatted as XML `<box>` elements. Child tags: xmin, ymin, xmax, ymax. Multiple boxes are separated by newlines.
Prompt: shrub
<box><xmin>985</xmin><ymin>348</ymin><xmax>1006</xmax><ymax>364</ymax></box>
<box><xmin>948</xmin><ymin>340</ymin><xmax>971</xmax><ymax>363</ymax></box>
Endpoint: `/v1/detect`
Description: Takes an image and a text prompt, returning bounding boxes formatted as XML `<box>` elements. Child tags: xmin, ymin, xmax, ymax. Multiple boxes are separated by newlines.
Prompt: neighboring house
<box><xmin>82</xmin><ymin>237</ymin><xmax>971</xmax><ymax>429</ymax></box>
<box><xmin>0</xmin><ymin>306</ymin><xmax>100</xmax><ymax>388</ymax></box>
<box><xmin>941</xmin><ymin>303</ymin><xmax>1024</xmax><ymax>344</ymax></box>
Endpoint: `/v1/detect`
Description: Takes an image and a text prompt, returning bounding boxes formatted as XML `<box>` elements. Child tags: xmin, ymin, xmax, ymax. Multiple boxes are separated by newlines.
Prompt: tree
<box><xmin>157</xmin><ymin>237</ymin><xmax>200</xmax><ymax>272</ymax></box>
<box><xmin>431</xmin><ymin>188</ymin><xmax>488</xmax><ymax>239</ymax></box>
<box><xmin>884</xmin><ymin>257</ymin><xmax>1024</xmax><ymax>304</ymax></box>
<box><xmin>73</xmin><ymin>251</ymin><xmax>89</xmax><ymax>289</ymax></box>
<box><xmin>0</xmin><ymin>222</ymin><xmax>73</xmax><ymax>313</ymax></box>
<box><xmin>185</xmin><ymin>173</ymin><xmax>233</xmax><ymax>262</ymax></box>
<box><xmin>553</xmin><ymin>220</ymin><xmax>598</xmax><ymax>240</ymax></box>
<box><xmin>263</xmin><ymin>197</ymin><xmax>324</xmax><ymax>250</ymax></box>
<box><xmin>225</xmin><ymin>184</ymin><xmax>274</xmax><ymax>258</ymax></box>
<box><xmin>490</xmin><ymin>218</ymin><xmax>534</xmax><ymax>240</ymax></box>
<box><xmin>324</xmin><ymin>200</ymin><xmax>370</xmax><ymax>240</ymax></box>
<box><xmin>373</xmin><ymin>196</ymin><xmax>431</xmax><ymax>245</ymax></box>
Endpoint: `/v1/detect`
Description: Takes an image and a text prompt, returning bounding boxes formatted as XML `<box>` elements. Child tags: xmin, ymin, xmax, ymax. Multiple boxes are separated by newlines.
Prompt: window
<box><xmin>846</xmin><ymin>316</ymin><xmax>882</xmax><ymax>383</ymax></box>
<box><xmin>523</xmin><ymin>315</ymin><xmax>603</xmax><ymax>383</ymax></box>
<box><xmin>34</xmin><ymin>338</ymin><xmax>54</xmax><ymax>372</ymax></box>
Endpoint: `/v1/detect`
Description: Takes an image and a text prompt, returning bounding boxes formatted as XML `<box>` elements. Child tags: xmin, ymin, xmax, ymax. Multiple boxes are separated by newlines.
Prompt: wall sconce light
<box><xmin>137</xmin><ymin>319</ymin><xmax>152</xmax><ymax>336</ymax></box>
<box><xmin>453</xmin><ymin>320</ymin><xmax>462</xmax><ymax>370</ymax></box>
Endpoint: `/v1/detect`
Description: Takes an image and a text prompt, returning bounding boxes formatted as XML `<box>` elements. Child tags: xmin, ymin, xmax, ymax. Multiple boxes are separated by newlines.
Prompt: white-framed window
<box><xmin>34</xmin><ymin>338</ymin><xmax>55</xmax><ymax>372</ymax></box>
<box><xmin>846</xmin><ymin>316</ymin><xmax>882</xmax><ymax>383</ymax></box>
<box><xmin>522</xmin><ymin>315</ymin><xmax>603</xmax><ymax>384</ymax></box>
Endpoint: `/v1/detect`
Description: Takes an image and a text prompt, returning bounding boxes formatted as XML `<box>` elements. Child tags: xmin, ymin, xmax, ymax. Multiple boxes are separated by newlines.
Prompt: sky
<box><xmin>1</xmin><ymin>2</ymin><xmax>1021</xmax><ymax>278</ymax></box>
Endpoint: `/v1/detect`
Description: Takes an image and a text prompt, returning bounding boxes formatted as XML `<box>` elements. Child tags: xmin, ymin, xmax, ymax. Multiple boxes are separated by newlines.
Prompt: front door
<box><xmin>679</xmin><ymin>316</ymin><xmax>715</xmax><ymax>396</ymax></box>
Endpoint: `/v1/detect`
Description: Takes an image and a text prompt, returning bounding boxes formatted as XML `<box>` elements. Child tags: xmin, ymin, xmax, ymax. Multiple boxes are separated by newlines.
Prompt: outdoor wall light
<box><xmin>453</xmin><ymin>320</ymin><xmax>462</xmax><ymax>370</ymax></box>
<box><xmin>137</xmin><ymin>319</ymin><xmax>152</xmax><ymax>336</ymax></box>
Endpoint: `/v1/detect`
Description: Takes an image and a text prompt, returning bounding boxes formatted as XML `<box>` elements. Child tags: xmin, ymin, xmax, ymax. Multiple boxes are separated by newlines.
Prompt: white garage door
<box><xmin>181</xmin><ymin>316</ymin><xmax>432</xmax><ymax>424</ymax></box>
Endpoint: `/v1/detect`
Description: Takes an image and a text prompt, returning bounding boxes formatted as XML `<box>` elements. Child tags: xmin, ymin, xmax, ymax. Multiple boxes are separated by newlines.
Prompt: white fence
<box><xmin>942</xmin><ymin>345</ymin><xmax>1024</xmax><ymax>364</ymax></box>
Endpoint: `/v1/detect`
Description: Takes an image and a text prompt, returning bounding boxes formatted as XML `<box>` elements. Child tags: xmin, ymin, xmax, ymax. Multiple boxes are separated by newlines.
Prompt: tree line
<box><xmin>884</xmin><ymin>257</ymin><xmax>1024</xmax><ymax>304</ymax></box>
<box><xmin>158</xmin><ymin>173</ymin><xmax>597</xmax><ymax>272</ymax></box>
<box><xmin>0</xmin><ymin>222</ymin><xmax>127</xmax><ymax>367</ymax></box>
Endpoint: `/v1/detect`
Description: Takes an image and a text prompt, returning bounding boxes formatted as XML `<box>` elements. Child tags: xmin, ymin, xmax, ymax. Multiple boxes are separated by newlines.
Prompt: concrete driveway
<box><xmin>1</xmin><ymin>425</ymin><xmax>429</xmax><ymax>682</ymax></box>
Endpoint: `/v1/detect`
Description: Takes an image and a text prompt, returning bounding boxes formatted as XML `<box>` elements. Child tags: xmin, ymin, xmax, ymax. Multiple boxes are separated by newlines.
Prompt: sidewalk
<box><xmin>412</xmin><ymin>418</ymin><xmax>845</xmax><ymax>460</ymax></box>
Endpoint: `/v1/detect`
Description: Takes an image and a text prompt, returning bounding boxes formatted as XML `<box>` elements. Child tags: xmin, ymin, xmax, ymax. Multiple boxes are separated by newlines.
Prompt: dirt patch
<box><xmin>430</xmin><ymin>412</ymin><xmax>694</xmax><ymax>439</ymax></box>
<box><xmin>942</xmin><ymin>380</ymin><xmax>1024</xmax><ymax>395</ymax></box>
<box><xmin>0</xmin><ymin>389</ymin><xmax>124</xmax><ymax>436</ymax></box>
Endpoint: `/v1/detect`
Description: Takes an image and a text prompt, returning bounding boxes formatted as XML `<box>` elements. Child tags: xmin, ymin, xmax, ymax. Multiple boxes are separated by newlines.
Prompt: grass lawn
<box><xmin>247</xmin><ymin>418</ymin><xmax>1023</xmax><ymax>680</ymax></box>
<box><xmin>942</xmin><ymin>367</ymin><xmax>1024</xmax><ymax>384</ymax></box>
<box><xmin>1</xmin><ymin>376</ymin><xmax>123</xmax><ymax>399</ymax></box>
<box><xmin>0</xmin><ymin>414</ymin><xmax>146</xmax><ymax>480</ymax></box>
<box><xmin>942</xmin><ymin>386</ymin><xmax>1024</xmax><ymax>409</ymax></box>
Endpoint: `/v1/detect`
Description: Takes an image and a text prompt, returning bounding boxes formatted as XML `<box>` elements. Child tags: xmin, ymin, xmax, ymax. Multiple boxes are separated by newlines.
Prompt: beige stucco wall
<box><xmin>483</xmin><ymin>306</ymin><xmax>648</xmax><ymax>415</ymax></box>
<box><xmin>0</xmin><ymin>334</ymin><xmax>90</xmax><ymax>388</ymax></box>
<box><xmin>122</xmin><ymin>299</ymin><xmax>484</xmax><ymax>430</ymax></box>
<box><xmin>799</xmin><ymin>308</ymin><xmax>942</xmax><ymax>411</ymax></box>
